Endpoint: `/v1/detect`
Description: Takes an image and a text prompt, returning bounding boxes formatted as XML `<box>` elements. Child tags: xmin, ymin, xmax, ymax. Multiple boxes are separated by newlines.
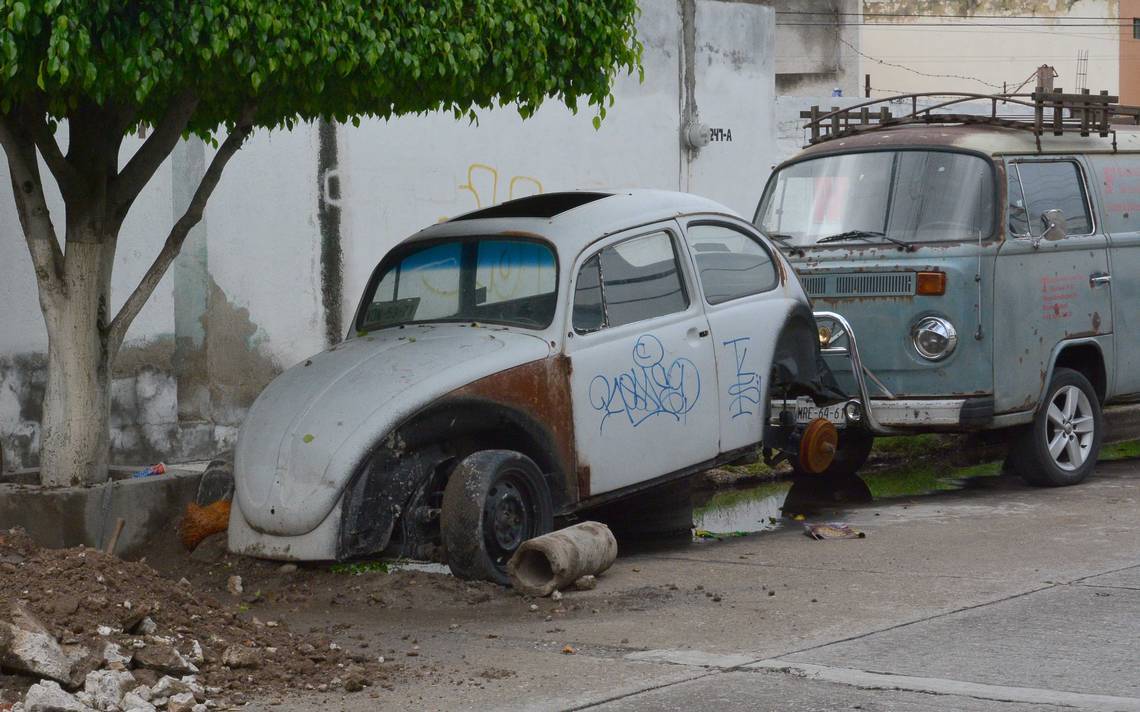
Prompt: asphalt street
<box><xmin>263</xmin><ymin>460</ymin><xmax>1140</xmax><ymax>711</ymax></box>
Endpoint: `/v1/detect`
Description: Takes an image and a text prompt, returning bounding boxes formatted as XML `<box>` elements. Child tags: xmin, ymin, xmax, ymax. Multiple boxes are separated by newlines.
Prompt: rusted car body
<box><xmin>229</xmin><ymin>190</ymin><xmax>842</xmax><ymax>580</ymax></box>
<box><xmin>756</xmin><ymin>94</ymin><xmax>1140</xmax><ymax>486</ymax></box>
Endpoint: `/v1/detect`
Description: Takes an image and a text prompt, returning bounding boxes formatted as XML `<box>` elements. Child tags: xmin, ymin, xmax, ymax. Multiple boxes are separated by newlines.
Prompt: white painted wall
<box><xmin>860</xmin><ymin>0</ymin><xmax>1120</xmax><ymax>97</ymax></box>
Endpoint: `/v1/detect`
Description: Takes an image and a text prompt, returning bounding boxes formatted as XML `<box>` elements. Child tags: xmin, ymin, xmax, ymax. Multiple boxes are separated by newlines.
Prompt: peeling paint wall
<box><xmin>861</xmin><ymin>0</ymin><xmax>1120</xmax><ymax>96</ymax></box>
<box><xmin>0</xmin><ymin>0</ymin><xmax>813</xmax><ymax>470</ymax></box>
<box><xmin>775</xmin><ymin>0</ymin><xmax>863</xmax><ymax>97</ymax></box>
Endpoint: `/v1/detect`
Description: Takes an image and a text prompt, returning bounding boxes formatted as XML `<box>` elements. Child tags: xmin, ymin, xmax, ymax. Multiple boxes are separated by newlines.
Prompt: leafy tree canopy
<box><xmin>0</xmin><ymin>0</ymin><xmax>643</xmax><ymax>134</ymax></box>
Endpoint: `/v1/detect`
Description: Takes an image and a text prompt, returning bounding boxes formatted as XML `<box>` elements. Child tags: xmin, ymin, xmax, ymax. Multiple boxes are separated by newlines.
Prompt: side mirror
<box><xmin>1041</xmin><ymin>209</ymin><xmax>1068</xmax><ymax>242</ymax></box>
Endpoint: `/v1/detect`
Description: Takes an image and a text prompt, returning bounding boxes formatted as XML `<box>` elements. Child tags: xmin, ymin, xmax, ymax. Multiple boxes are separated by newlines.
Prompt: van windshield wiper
<box><xmin>816</xmin><ymin>230</ymin><xmax>914</xmax><ymax>251</ymax></box>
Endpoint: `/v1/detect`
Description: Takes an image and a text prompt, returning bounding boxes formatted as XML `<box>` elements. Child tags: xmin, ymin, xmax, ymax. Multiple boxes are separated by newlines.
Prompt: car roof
<box><xmin>793</xmin><ymin>124</ymin><xmax>1140</xmax><ymax>160</ymax></box>
<box><xmin>401</xmin><ymin>189</ymin><xmax>742</xmax><ymax>256</ymax></box>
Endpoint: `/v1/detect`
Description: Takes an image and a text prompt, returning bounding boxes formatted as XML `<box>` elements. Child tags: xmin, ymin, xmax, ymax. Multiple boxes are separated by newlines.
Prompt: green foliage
<box><xmin>0</xmin><ymin>0</ymin><xmax>642</xmax><ymax>133</ymax></box>
<box><xmin>330</xmin><ymin>560</ymin><xmax>390</xmax><ymax>575</ymax></box>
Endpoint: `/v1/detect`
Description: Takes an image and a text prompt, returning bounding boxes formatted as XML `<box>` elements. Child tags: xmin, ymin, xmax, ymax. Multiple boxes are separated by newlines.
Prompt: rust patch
<box><xmin>1092</xmin><ymin>311</ymin><xmax>1102</xmax><ymax>332</ymax></box>
<box><xmin>577</xmin><ymin>464</ymin><xmax>591</xmax><ymax>500</ymax></box>
<box><xmin>451</xmin><ymin>354</ymin><xmax>579</xmax><ymax>503</ymax></box>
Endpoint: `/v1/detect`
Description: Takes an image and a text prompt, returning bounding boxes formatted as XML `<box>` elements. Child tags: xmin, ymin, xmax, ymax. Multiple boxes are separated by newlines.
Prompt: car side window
<box><xmin>1010</xmin><ymin>161</ymin><xmax>1093</xmax><ymax>236</ymax></box>
<box><xmin>572</xmin><ymin>231</ymin><xmax>689</xmax><ymax>332</ymax></box>
<box><xmin>687</xmin><ymin>223</ymin><xmax>779</xmax><ymax>304</ymax></box>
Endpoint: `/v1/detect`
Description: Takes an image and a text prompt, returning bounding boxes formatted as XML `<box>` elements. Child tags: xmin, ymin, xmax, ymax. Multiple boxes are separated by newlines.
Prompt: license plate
<box><xmin>794</xmin><ymin>402</ymin><xmax>846</xmax><ymax>425</ymax></box>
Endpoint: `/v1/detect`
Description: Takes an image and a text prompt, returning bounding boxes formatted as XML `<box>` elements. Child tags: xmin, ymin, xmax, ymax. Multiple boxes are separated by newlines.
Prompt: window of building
<box><xmin>1133</xmin><ymin>18</ymin><xmax>1140</xmax><ymax>39</ymax></box>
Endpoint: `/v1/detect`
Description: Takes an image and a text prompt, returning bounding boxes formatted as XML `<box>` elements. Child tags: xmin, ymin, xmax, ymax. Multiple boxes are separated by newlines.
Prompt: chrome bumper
<box><xmin>864</xmin><ymin>398</ymin><xmax>968</xmax><ymax>427</ymax></box>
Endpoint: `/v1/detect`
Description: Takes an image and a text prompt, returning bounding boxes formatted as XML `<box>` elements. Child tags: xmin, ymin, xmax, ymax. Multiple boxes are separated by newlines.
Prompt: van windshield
<box><xmin>358</xmin><ymin>238</ymin><xmax>558</xmax><ymax>331</ymax></box>
<box><xmin>756</xmin><ymin>151</ymin><xmax>996</xmax><ymax>248</ymax></box>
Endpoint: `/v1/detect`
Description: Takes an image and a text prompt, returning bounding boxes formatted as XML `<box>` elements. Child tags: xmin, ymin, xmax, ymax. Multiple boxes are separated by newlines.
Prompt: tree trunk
<box><xmin>38</xmin><ymin>240</ymin><xmax>115</xmax><ymax>487</ymax></box>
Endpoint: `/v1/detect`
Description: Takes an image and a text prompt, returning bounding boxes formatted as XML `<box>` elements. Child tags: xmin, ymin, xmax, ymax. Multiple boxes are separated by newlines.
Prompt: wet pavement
<box><xmin>257</xmin><ymin>458</ymin><xmax>1140</xmax><ymax>711</ymax></box>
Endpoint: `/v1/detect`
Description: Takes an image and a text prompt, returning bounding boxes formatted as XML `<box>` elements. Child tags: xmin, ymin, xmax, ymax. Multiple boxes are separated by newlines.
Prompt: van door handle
<box><xmin>698</xmin><ymin>329</ymin><xmax>710</xmax><ymax>338</ymax></box>
<box><xmin>1090</xmin><ymin>272</ymin><xmax>1112</xmax><ymax>287</ymax></box>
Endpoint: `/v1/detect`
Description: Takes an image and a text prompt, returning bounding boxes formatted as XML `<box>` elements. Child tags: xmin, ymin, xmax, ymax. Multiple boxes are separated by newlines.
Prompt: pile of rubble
<box><xmin>0</xmin><ymin>529</ymin><xmax>390</xmax><ymax>710</ymax></box>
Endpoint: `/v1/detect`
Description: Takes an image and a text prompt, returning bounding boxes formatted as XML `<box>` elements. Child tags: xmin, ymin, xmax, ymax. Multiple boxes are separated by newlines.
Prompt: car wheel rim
<box><xmin>484</xmin><ymin>471</ymin><xmax>535</xmax><ymax>564</ymax></box>
<box><xmin>1045</xmin><ymin>385</ymin><xmax>1094</xmax><ymax>472</ymax></box>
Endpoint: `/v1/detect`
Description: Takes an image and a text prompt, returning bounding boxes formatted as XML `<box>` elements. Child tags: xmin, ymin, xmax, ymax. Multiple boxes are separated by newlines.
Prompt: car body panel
<box><xmin>234</xmin><ymin>324</ymin><xmax>550</xmax><ymax>536</ymax></box>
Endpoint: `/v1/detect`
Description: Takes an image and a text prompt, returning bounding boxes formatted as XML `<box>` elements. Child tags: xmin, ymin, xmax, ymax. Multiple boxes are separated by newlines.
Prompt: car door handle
<box><xmin>698</xmin><ymin>329</ymin><xmax>709</xmax><ymax>338</ymax></box>
<box><xmin>1090</xmin><ymin>273</ymin><xmax>1112</xmax><ymax>287</ymax></box>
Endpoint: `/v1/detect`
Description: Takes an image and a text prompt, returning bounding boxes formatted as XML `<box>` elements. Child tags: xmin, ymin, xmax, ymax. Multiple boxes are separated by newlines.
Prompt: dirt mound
<box><xmin>0</xmin><ymin>528</ymin><xmax>395</xmax><ymax>706</ymax></box>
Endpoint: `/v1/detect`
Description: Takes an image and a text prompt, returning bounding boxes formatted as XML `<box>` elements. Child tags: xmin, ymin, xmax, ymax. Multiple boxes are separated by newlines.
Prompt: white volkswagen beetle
<box><xmin>229</xmin><ymin>190</ymin><xmax>844</xmax><ymax>582</ymax></box>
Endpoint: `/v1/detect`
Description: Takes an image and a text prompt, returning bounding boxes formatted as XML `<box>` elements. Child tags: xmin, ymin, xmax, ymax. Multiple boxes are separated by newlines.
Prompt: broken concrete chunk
<box><xmin>0</xmin><ymin>604</ymin><xmax>74</xmax><ymax>685</ymax></box>
<box><xmin>221</xmin><ymin>645</ymin><xmax>260</xmax><ymax>669</ymax></box>
<box><xmin>21</xmin><ymin>681</ymin><xmax>93</xmax><ymax>712</ymax></box>
<box><xmin>134</xmin><ymin>618</ymin><xmax>157</xmax><ymax>636</ymax></box>
<box><xmin>100</xmin><ymin>643</ymin><xmax>132</xmax><ymax>668</ymax></box>
<box><xmin>573</xmin><ymin>575</ymin><xmax>598</xmax><ymax>591</ymax></box>
<box><xmin>118</xmin><ymin>692</ymin><xmax>156</xmax><ymax>712</ymax></box>
<box><xmin>225</xmin><ymin>576</ymin><xmax>242</xmax><ymax>595</ymax></box>
<box><xmin>188</xmin><ymin>640</ymin><xmax>204</xmax><ymax>665</ymax></box>
<box><xmin>149</xmin><ymin>676</ymin><xmax>198</xmax><ymax>701</ymax></box>
<box><xmin>83</xmin><ymin>669</ymin><xmax>134</xmax><ymax>711</ymax></box>
<box><xmin>131</xmin><ymin>643</ymin><xmax>198</xmax><ymax>676</ymax></box>
<box><xmin>165</xmin><ymin>692</ymin><xmax>196</xmax><ymax>712</ymax></box>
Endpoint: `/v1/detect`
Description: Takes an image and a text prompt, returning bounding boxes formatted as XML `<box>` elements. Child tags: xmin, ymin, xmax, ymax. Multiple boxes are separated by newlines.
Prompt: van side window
<box><xmin>1010</xmin><ymin>162</ymin><xmax>1093</xmax><ymax>236</ymax></box>
<box><xmin>687</xmin><ymin>223</ymin><xmax>779</xmax><ymax>303</ymax></box>
<box><xmin>572</xmin><ymin>231</ymin><xmax>689</xmax><ymax>332</ymax></box>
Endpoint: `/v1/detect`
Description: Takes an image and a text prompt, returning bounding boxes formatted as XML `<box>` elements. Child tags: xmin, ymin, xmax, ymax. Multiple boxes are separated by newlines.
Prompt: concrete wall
<box><xmin>775</xmin><ymin>0</ymin><xmax>863</xmax><ymax>97</ymax></box>
<box><xmin>860</xmin><ymin>0</ymin><xmax>1120</xmax><ymax>97</ymax></box>
<box><xmin>0</xmin><ymin>0</ymin><xmax>784</xmax><ymax>471</ymax></box>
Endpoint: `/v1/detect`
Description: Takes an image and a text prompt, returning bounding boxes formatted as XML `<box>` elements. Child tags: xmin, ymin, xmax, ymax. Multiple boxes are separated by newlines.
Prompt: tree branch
<box><xmin>107</xmin><ymin>108</ymin><xmax>255</xmax><ymax>352</ymax></box>
<box><xmin>110</xmin><ymin>90</ymin><xmax>199</xmax><ymax>210</ymax></box>
<box><xmin>0</xmin><ymin>112</ymin><xmax>66</xmax><ymax>299</ymax></box>
<box><xmin>19</xmin><ymin>98</ymin><xmax>82</xmax><ymax>200</ymax></box>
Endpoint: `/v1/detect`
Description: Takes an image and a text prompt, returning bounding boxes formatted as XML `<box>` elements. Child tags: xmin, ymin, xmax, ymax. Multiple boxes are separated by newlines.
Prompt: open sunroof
<box><xmin>450</xmin><ymin>192</ymin><xmax>611</xmax><ymax>221</ymax></box>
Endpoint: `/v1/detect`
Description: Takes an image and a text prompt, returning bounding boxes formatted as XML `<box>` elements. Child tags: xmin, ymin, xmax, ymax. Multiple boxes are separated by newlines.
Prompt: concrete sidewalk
<box><xmin>258</xmin><ymin>460</ymin><xmax>1140</xmax><ymax>711</ymax></box>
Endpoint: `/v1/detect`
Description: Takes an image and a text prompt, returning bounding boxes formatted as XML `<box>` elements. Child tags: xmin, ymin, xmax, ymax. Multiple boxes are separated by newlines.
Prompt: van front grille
<box><xmin>802</xmin><ymin>272</ymin><xmax>916</xmax><ymax>298</ymax></box>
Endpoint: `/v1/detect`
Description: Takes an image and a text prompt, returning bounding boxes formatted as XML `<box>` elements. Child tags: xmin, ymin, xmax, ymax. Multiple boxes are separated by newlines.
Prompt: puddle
<box><xmin>693</xmin><ymin>481</ymin><xmax>790</xmax><ymax>537</ymax></box>
<box><xmin>692</xmin><ymin>461</ymin><xmax>1008</xmax><ymax>538</ymax></box>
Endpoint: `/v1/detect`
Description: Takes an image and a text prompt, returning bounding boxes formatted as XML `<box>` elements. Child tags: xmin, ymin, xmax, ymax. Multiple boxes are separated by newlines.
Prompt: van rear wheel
<box><xmin>1009</xmin><ymin>367</ymin><xmax>1102</xmax><ymax>487</ymax></box>
<box><xmin>441</xmin><ymin>450</ymin><xmax>553</xmax><ymax>585</ymax></box>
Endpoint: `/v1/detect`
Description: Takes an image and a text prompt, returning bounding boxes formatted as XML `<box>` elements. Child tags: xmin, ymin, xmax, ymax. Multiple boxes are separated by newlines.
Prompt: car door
<box><xmin>1086</xmin><ymin>153</ymin><xmax>1140</xmax><ymax>396</ymax></box>
<box><xmin>993</xmin><ymin>157</ymin><xmax>1113</xmax><ymax>413</ymax></box>
<box><xmin>565</xmin><ymin>222</ymin><xmax>719</xmax><ymax>496</ymax></box>
<box><xmin>681</xmin><ymin>218</ymin><xmax>796</xmax><ymax>455</ymax></box>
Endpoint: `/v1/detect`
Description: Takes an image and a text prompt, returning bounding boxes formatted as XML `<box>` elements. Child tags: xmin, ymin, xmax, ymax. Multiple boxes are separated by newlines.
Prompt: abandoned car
<box><xmin>758</xmin><ymin>91</ymin><xmax>1140</xmax><ymax>487</ymax></box>
<box><xmin>229</xmin><ymin>190</ymin><xmax>843</xmax><ymax>582</ymax></box>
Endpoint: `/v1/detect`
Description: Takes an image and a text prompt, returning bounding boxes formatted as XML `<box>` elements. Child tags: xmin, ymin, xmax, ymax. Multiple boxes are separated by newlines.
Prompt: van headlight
<box><xmin>911</xmin><ymin>316</ymin><xmax>957</xmax><ymax>361</ymax></box>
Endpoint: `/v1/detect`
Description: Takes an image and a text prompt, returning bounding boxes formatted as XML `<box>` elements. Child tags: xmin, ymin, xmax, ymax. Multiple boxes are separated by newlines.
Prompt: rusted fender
<box><xmin>507</xmin><ymin>521</ymin><xmax>617</xmax><ymax>596</ymax></box>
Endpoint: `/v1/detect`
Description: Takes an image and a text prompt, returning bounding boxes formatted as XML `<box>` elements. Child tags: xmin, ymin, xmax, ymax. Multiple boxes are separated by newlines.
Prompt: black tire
<box><xmin>441</xmin><ymin>450</ymin><xmax>553</xmax><ymax>585</ymax></box>
<box><xmin>790</xmin><ymin>428</ymin><xmax>874</xmax><ymax>479</ymax></box>
<box><xmin>1009</xmin><ymin>367</ymin><xmax>1102</xmax><ymax>487</ymax></box>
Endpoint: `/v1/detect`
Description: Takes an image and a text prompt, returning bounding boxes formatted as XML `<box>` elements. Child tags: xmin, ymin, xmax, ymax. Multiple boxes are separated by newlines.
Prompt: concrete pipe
<box><xmin>507</xmin><ymin>521</ymin><xmax>618</xmax><ymax>596</ymax></box>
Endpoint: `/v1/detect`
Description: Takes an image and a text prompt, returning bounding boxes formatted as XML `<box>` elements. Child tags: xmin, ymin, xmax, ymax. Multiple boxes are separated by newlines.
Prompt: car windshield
<box><xmin>756</xmin><ymin>150</ymin><xmax>996</xmax><ymax>248</ymax></box>
<box><xmin>358</xmin><ymin>237</ymin><xmax>558</xmax><ymax>331</ymax></box>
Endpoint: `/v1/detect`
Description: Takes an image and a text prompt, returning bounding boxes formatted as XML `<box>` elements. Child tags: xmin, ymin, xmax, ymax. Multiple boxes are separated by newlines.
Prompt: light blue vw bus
<box><xmin>757</xmin><ymin>92</ymin><xmax>1140</xmax><ymax>487</ymax></box>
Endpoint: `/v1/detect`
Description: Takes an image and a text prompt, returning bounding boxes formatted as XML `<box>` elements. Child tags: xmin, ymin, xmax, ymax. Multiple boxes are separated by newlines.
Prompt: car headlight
<box><xmin>911</xmin><ymin>316</ymin><xmax>957</xmax><ymax>361</ymax></box>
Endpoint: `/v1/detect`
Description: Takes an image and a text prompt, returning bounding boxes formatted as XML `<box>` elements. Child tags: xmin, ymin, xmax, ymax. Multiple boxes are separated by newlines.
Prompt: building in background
<box><xmin>775</xmin><ymin>0</ymin><xmax>863</xmax><ymax>96</ymax></box>
<box><xmin>859</xmin><ymin>1</ymin><xmax>1126</xmax><ymax>99</ymax></box>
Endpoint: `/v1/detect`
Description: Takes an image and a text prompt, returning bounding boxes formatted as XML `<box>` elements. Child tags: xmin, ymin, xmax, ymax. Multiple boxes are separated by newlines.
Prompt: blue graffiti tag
<box><xmin>722</xmin><ymin>337</ymin><xmax>761</xmax><ymax>418</ymax></box>
<box><xmin>588</xmin><ymin>334</ymin><xmax>700</xmax><ymax>431</ymax></box>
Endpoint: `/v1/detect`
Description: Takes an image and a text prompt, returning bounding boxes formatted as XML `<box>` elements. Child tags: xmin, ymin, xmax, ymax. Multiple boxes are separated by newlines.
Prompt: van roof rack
<box><xmin>801</xmin><ymin>89</ymin><xmax>1140</xmax><ymax>151</ymax></box>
